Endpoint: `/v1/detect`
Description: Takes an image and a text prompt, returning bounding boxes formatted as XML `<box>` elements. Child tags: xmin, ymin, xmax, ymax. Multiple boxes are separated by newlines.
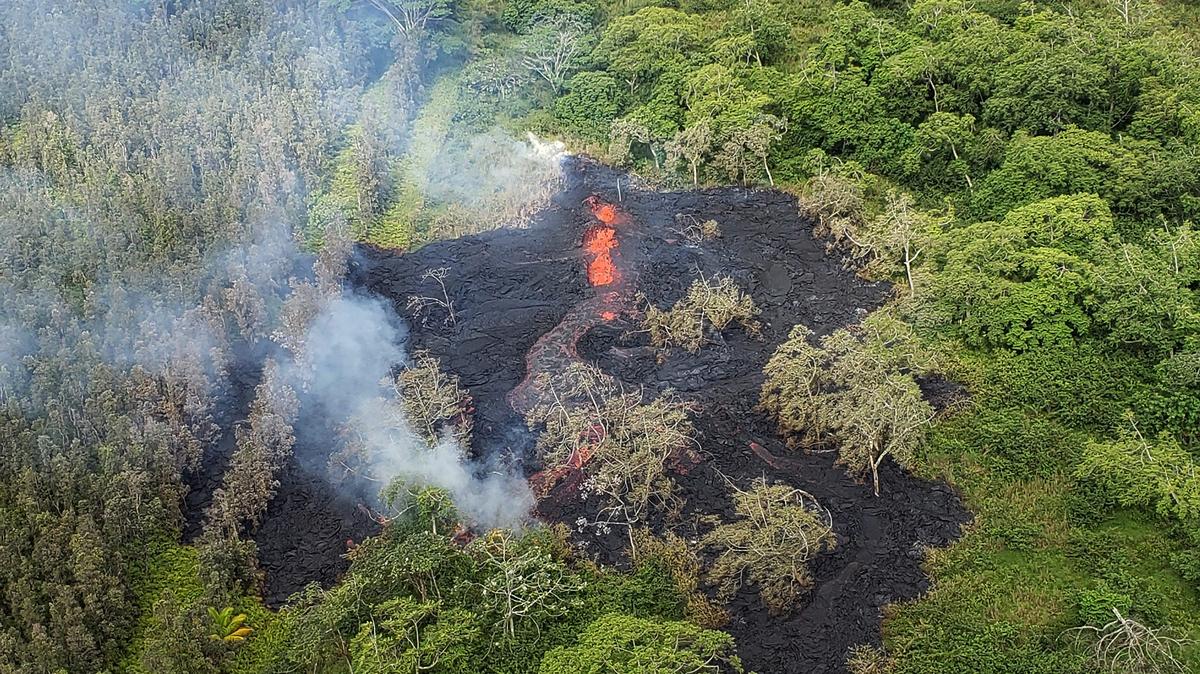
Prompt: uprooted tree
<box><xmin>1067</xmin><ymin>608</ymin><xmax>1191</xmax><ymax>674</ymax></box>
<box><xmin>702</xmin><ymin>477</ymin><xmax>836</xmax><ymax>614</ymax></box>
<box><xmin>760</xmin><ymin>312</ymin><xmax>936</xmax><ymax>496</ymax></box>
<box><xmin>523</xmin><ymin>363</ymin><xmax>697</xmax><ymax>540</ymax></box>
<box><xmin>642</xmin><ymin>275</ymin><xmax>760</xmax><ymax>353</ymax></box>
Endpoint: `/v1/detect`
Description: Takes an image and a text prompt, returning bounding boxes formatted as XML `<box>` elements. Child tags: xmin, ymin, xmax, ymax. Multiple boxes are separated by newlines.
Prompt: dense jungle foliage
<box><xmin>0</xmin><ymin>0</ymin><xmax>1198</xmax><ymax>671</ymax></box>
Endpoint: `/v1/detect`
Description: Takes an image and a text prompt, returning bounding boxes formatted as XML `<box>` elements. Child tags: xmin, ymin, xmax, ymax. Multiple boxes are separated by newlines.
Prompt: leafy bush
<box><xmin>538</xmin><ymin>613</ymin><xmax>743</xmax><ymax>673</ymax></box>
<box><xmin>1075</xmin><ymin>585</ymin><xmax>1135</xmax><ymax>627</ymax></box>
<box><xmin>1075</xmin><ymin>419</ymin><xmax>1200</xmax><ymax>523</ymax></box>
<box><xmin>643</xmin><ymin>275</ymin><xmax>760</xmax><ymax>352</ymax></box>
<box><xmin>702</xmin><ymin>478</ymin><xmax>836</xmax><ymax>614</ymax></box>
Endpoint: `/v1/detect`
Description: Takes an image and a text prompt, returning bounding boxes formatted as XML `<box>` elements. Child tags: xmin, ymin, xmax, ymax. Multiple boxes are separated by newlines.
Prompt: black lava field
<box><xmin>201</xmin><ymin>158</ymin><xmax>970</xmax><ymax>673</ymax></box>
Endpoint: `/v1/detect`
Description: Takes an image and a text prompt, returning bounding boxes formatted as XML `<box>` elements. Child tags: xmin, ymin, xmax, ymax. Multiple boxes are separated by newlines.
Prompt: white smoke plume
<box><xmin>289</xmin><ymin>291</ymin><xmax>534</xmax><ymax>530</ymax></box>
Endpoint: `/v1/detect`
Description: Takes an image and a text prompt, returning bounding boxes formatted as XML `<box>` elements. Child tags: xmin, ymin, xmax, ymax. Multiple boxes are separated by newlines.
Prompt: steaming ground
<box><xmin>343</xmin><ymin>157</ymin><xmax>970</xmax><ymax>673</ymax></box>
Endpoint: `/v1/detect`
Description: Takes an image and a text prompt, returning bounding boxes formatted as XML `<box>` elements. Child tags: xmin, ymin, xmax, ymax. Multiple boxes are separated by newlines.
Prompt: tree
<box><xmin>139</xmin><ymin>593</ymin><xmax>219</xmax><ymax>674</ymax></box>
<box><xmin>538</xmin><ymin>613</ymin><xmax>744</xmax><ymax>673</ymax></box>
<box><xmin>1092</xmin><ymin>227</ymin><xmax>1200</xmax><ymax>357</ymax></box>
<box><xmin>395</xmin><ymin>351</ymin><xmax>473</xmax><ymax>448</ymax></box>
<box><xmin>926</xmin><ymin>193</ymin><xmax>1115</xmax><ymax>351</ymax></box>
<box><xmin>206</xmin><ymin>360</ymin><xmax>300</xmax><ymax>533</ymax></box>
<box><xmin>665</xmin><ymin>120</ymin><xmax>714</xmax><ymax>185</ymax></box>
<box><xmin>702</xmin><ymin>478</ymin><xmax>836</xmax><ymax>613</ymax></box>
<box><xmin>555</xmin><ymin>71</ymin><xmax>627</xmax><ymax>140</ymax></box>
<box><xmin>866</xmin><ymin>191</ymin><xmax>939</xmax><ymax>294</ymax></box>
<box><xmin>523</xmin><ymin>364</ymin><xmax>696</xmax><ymax>538</ymax></box>
<box><xmin>349</xmin><ymin>597</ymin><xmax>482</xmax><ymax>674</ymax></box>
<box><xmin>721</xmin><ymin>0</ymin><xmax>790</xmax><ymax>67</ymax></box>
<box><xmin>1075</xmin><ymin>416</ymin><xmax>1200</xmax><ymax>523</ymax></box>
<box><xmin>642</xmin><ymin>275</ymin><xmax>760</xmax><ymax>352</ymax></box>
<box><xmin>760</xmin><ymin>312</ymin><xmax>936</xmax><ymax>495</ymax></box>
<box><xmin>742</xmin><ymin>114</ymin><xmax>786</xmax><ymax>186</ymax></box>
<box><xmin>361</xmin><ymin>0</ymin><xmax>453</xmax><ymax>38</ymax></box>
<box><xmin>470</xmin><ymin>530</ymin><xmax>584</xmax><ymax>638</ymax></box>
<box><xmin>521</xmin><ymin>17</ymin><xmax>594</xmax><ymax>93</ymax></box>
<box><xmin>835</xmin><ymin>369</ymin><xmax>934</xmax><ymax>497</ymax></box>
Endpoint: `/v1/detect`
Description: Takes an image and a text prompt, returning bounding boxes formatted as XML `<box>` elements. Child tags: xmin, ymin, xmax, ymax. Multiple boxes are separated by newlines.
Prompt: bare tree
<box><xmin>407</xmin><ymin>267</ymin><xmax>456</xmax><ymax>326</ymax></box>
<box><xmin>363</xmin><ymin>0</ymin><xmax>451</xmax><ymax>37</ymax></box>
<box><xmin>1068</xmin><ymin>609</ymin><xmax>1191</xmax><ymax>674</ymax></box>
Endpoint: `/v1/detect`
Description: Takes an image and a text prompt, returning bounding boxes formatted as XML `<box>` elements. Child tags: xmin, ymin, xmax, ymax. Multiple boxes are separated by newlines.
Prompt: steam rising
<box><xmin>290</xmin><ymin>292</ymin><xmax>533</xmax><ymax>529</ymax></box>
<box><xmin>0</xmin><ymin>0</ymin><xmax>552</xmax><ymax>532</ymax></box>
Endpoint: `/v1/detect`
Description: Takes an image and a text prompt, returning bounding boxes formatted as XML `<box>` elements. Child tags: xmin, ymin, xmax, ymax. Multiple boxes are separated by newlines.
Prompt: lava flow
<box><xmin>508</xmin><ymin>195</ymin><xmax>630</xmax><ymax>425</ymax></box>
<box><xmin>583</xmin><ymin>225</ymin><xmax>618</xmax><ymax>286</ymax></box>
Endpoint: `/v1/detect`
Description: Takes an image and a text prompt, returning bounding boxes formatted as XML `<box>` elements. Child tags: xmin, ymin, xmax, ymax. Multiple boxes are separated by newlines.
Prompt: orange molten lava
<box><xmin>566</xmin><ymin>444</ymin><xmax>594</xmax><ymax>469</ymax></box>
<box><xmin>600</xmin><ymin>311</ymin><xmax>617</xmax><ymax>321</ymax></box>
<box><xmin>583</xmin><ymin>224</ymin><xmax>618</xmax><ymax>286</ymax></box>
<box><xmin>585</xmin><ymin>195</ymin><xmax>628</xmax><ymax>226</ymax></box>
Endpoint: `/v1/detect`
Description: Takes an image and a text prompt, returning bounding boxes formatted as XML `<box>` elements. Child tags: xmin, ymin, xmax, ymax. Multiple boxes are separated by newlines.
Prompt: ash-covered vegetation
<box><xmin>0</xmin><ymin>0</ymin><xmax>1198</xmax><ymax>673</ymax></box>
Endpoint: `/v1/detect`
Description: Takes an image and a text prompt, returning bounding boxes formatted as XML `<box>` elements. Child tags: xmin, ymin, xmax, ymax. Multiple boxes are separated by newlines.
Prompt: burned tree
<box><xmin>395</xmin><ymin>350</ymin><xmax>473</xmax><ymax>448</ymax></box>
<box><xmin>524</xmin><ymin>364</ymin><xmax>696</xmax><ymax>541</ymax></box>
<box><xmin>407</xmin><ymin>267</ymin><xmax>457</xmax><ymax>326</ymax></box>
<box><xmin>760</xmin><ymin>312</ymin><xmax>936</xmax><ymax>496</ymax></box>
<box><xmin>702</xmin><ymin>477</ymin><xmax>836</xmax><ymax>614</ymax></box>
<box><xmin>642</xmin><ymin>275</ymin><xmax>760</xmax><ymax>353</ymax></box>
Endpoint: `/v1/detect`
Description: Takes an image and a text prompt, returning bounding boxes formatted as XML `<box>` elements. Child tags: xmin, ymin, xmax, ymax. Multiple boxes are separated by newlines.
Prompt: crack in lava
<box><xmin>508</xmin><ymin>196</ymin><xmax>631</xmax><ymax>421</ymax></box>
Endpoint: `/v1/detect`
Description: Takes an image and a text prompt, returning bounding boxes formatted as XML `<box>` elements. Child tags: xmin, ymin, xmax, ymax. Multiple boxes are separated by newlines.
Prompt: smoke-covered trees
<box><xmin>206</xmin><ymin>361</ymin><xmax>300</xmax><ymax>535</ymax></box>
<box><xmin>264</xmin><ymin>487</ymin><xmax>724</xmax><ymax>673</ymax></box>
<box><xmin>761</xmin><ymin>313</ymin><xmax>936</xmax><ymax>495</ymax></box>
<box><xmin>396</xmin><ymin>350</ymin><xmax>474</xmax><ymax>447</ymax></box>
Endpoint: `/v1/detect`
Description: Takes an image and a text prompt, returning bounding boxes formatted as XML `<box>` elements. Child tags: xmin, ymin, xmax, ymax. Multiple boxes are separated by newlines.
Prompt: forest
<box><xmin>0</xmin><ymin>0</ymin><xmax>1198</xmax><ymax>672</ymax></box>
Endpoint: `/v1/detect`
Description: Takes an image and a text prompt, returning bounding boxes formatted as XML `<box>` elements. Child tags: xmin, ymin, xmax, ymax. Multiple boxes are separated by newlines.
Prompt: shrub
<box><xmin>538</xmin><ymin>613</ymin><xmax>744</xmax><ymax>673</ymax></box>
<box><xmin>643</xmin><ymin>275</ymin><xmax>760</xmax><ymax>353</ymax></box>
<box><xmin>1075</xmin><ymin>585</ymin><xmax>1135</xmax><ymax>627</ymax></box>
<box><xmin>702</xmin><ymin>477</ymin><xmax>836</xmax><ymax>614</ymax></box>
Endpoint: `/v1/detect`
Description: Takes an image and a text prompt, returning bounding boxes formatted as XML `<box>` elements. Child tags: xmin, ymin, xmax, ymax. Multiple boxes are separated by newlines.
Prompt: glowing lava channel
<box><xmin>508</xmin><ymin>196</ymin><xmax>632</xmax><ymax>417</ymax></box>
